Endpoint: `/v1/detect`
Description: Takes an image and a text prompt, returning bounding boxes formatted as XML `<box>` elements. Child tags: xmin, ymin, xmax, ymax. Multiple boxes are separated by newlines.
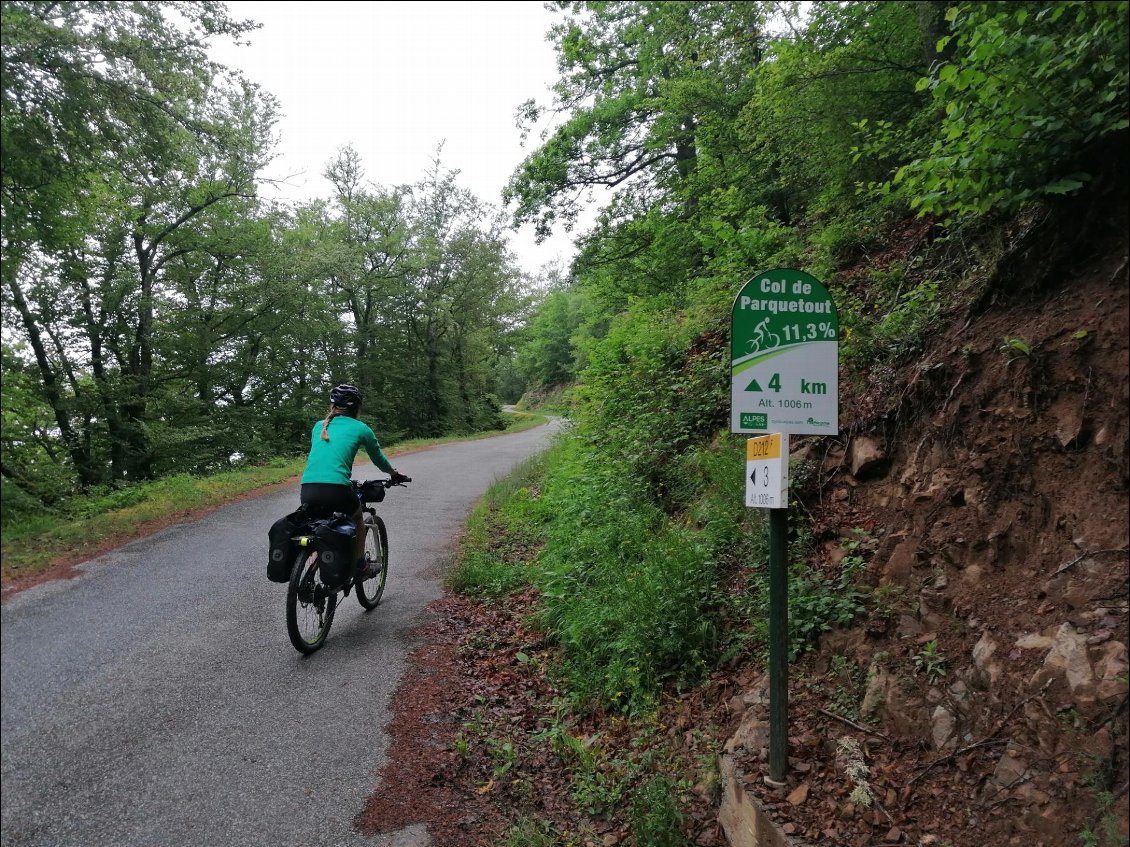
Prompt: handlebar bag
<box><xmin>314</xmin><ymin>516</ymin><xmax>356</xmax><ymax>588</ymax></box>
<box><xmin>360</xmin><ymin>480</ymin><xmax>386</xmax><ymax>503</ymax></box>
<box><xmin>267</xmin><ymin>510</ymin><xmax>308</xmax><ymax>583</ymax></box>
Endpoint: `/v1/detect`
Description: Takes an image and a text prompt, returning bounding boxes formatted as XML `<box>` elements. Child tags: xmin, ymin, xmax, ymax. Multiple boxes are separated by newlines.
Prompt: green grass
<box><xmin>0</xmin><ymin>413</ymin><xmax>550</xmax><ymax>582</ymax></box>
<box><xmin>448</xmin><ymin>451</ymin><xmax>549</xmax><ymax>597</ymax></box>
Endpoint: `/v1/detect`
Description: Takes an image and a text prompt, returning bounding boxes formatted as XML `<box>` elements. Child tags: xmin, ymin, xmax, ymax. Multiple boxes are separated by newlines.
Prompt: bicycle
<box><xmin>285</xmin><ymin>475</ymin><xmax>411</xmax><ymax>654</ymax></box>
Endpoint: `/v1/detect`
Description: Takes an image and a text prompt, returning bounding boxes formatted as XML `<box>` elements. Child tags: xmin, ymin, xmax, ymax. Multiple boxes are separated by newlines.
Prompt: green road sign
<box><xmin>730</xmin><ymin>268</ymin><xmax>839</xmax><ymax>435</ymax></box>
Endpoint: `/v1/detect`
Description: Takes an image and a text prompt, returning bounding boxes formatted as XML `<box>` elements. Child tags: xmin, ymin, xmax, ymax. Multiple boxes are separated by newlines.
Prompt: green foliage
<box><xmin>839</xmin><ymin>527</ymin><xmax>877</xmax><ymax>578</ymax></box>
<box><xmin>572</xmin><ymin>301</ymin><xmax>729</xmax><ymax>504</ymax></box>
<box><xmin>459</xmin><ymin>428</ymin><xmax>766</xmax><ymax>714</ymax></box>
<box><xmin>913</xmin><ymin>639</ymin><xmax>949</xmax><ymax>682</ymax></box>
<box><xmin>841</xmin><ymin>277</ymin><xmax>942</xmax><ymax>370</ymax></box>
<box><xmin>750</xmin><ymin>528</ymin><xmax>871</xmax><ymax>661</ymax></box>
<box><xmin>747</xmin><ymin>1</ymin><xmax>930</xmax><ymax>218</ymax></box>
<box><xmin>825</xmin><ymin>655</ymin><xmax>868</xmax><ymax>722</ymax></box>
<box><xmin>787</xmin><ymin>568</ymin><xmax>868</xmax><ymax>661</ymax></box>
<box><xmin>1000</xmin><ymin>336</ymin><xmax>1035</xmax><ymax>358</ymax></box>
<box><xmin>506</xmin><ymin>1</ymin><xmax>765</xmax><ymax>239</ymax></box>
<box><xmin>449</xmin><ymin>550</ymin><xmax>529</xmax><ymax>598</ymax></box>
<box><xmin>890</xmin><ymin>1</ymin><xmax>1130</xmax><ymax>218</ymax></box>
<box><xmin>808</xmin><ymin>210</ymin><xmax>887</xmax><ymax>278</ymax></box>
<box><xmin>515</xmin><ymin>287</ymin><xmax>595</xmax><ymax>389</ymax></box>
<box><xmin>629</xmin><ymin>775</ymin><xmax>691</xmax><ymax>847</ymax></box>
<box><xmin>502</xmin><ymin>817</ymin><xmax>564</xmax><ymax>847</ymax></box>
<box><xmin>449</xmin><ymin>454</ymin><xmax>549</xmax><ymax>597</ymax></box>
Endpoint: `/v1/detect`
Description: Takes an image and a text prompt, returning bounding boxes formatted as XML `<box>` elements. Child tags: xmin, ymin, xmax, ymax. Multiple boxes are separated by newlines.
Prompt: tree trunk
<box><xmin>4</xmin><ymin>277</ymin><xmax>101</xmax><ymax>487</ymax></box>
<box><xmin>917</xmin><ymin>1</ymin><xmax>955</xmax><ymax>69</ymax></box>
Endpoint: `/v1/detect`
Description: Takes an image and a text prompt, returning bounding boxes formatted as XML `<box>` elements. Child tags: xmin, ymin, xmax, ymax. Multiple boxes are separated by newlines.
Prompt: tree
<box><xmin>505</xmin><ymin>1</ymin><xmax>767</xmax><ymax>239</ymax></box>
<box><xmin>320</xmin><ymin>145</ymin><xmax>413</xmax><ymax>410</ymax></box>
<box><xmin>1</xmin><ymin>1</ymin><xmax>278</xmax><ymax>485</ymax></box>
<box><xmin>890</xmin><ymin>1</ymin><xmax>1130</xmax><ymax>218</ymax></box>
<box><xmin>1</xmin><ymin>1</ymin><xmax>260</xmax><ymax>262</ymax></box>
<box><xmin>516</xmin><ymin>286</ymin><xmax>591</xmax><ymax>388</ymax></box>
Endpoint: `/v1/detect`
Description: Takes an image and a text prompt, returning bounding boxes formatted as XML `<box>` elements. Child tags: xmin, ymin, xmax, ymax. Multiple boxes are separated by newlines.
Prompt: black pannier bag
<box><xmin>360</xmin><ymin>480</ymin><xmax>386</xmax><ymax>503</ymax></box>
<box><xmin>314</xmin><ymin>516</ymin><xmax>356</xmax><ymax>588</ymax></box>
<box><xmin>267</xmin><ymin>510</ymin><xmax>309</xmax><ymax>583</ymax></box>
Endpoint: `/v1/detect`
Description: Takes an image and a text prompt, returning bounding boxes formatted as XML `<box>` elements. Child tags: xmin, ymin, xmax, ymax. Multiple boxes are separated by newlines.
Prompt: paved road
<box><xmin>1</xmin><ymin>423</ymin><xmax>559</xmax><ymax>847</ymax></box>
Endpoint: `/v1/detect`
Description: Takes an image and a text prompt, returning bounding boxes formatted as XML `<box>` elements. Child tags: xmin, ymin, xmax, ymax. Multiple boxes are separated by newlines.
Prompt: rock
<box><xmin>849</xmin><ymin>436</ymin><xmax>888</xmax><ymax>479</ymax></box>
<box><xmin>1062</xmin><ymin>586</ymin><xmax>1092</xmax><ymax>610</ymax></box>
<box><xmin>1042</xmin><ymin>623</ymin><xmax>1095</xmax><ymax>694</ymax></box>
<box><xmin>897</xmin><ymin>614</ymin><xmax>925</xmax><ymax>638</ymax></box>
<box><xmin>993</xmin><ymin>753</ymin><xmax>1028</xmax><ymax>789</ymax></box>
<box><xmin>863</xmin><ymin>668</ymin><xmax>890</xmax><ymax>722</ymax></box>
<box><xmin>948</xmin><ymin>680</ymin><xmax>971</xmax><ymax>715</ymax></box>
<box><xmin>1052</xmin><ymin>405</ymin><xmax>1087</xmax><ymax>448</ymax></box>
<box><xmin>973</xmin><ymin>632</ymin><xmax>1003</xmax><ymax>686</ymax></box>
<box><xmin>861</xmin><ymin>669</ymin><xmax>894</xmax><ymax>721</ymax></box>
<box><xmin>931</xmin><ymin>705</ymin><xmax>956</xmax><ymax>751</ymax></box>
<box><xmin>1094</xmin><ymin>640</ymin><xmax>1129</xmax><ymax>701</ymax></box>
<box><xmin>962</xmin><ymin>564</ymin><xmax>984</xmax><ymax>586</ymax></box>
<box><xmin>883</xmin><ymin>538</ymin><xmax>920</xmax><ymax>583</ymax></box>
<box><xmin>1012</xmin><ymin>782</ymin><xmax>1051</xmax><ymax>806</ymax></box>
<box><xmin>724</xmin><ymin>711</ymin><xmax>769</xmax><ymax>755</ymax></box>
<box><xmin>1087</xmin><ymin>629</ymin><xmax>1114</xmax><ymax>646</ymax></box>
<box><xmin>741</xmin><ymin>675</ymin><xmax>770</xmax><ymax>707</ymax></box>
<box><xmin>1015</xmin><ymin>633</ymin><xmax>1054</xmax><ymax>651</ymax></box>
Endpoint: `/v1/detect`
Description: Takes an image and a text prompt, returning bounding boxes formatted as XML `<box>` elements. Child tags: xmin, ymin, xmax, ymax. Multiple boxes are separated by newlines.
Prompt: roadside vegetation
<box><xmin>0</xmin><ymin>411</ymin><xmax>545</xmax><ymax>582</ymax></box>
<box><xmin>2</xmin><ymin>1</ymin><xmax>550</xmax><ymax>529</ymax></box>
<box><xmin>443</xmin><ymin>1</ymin><xmax>1129</xmax><ymax>843</ymax></box>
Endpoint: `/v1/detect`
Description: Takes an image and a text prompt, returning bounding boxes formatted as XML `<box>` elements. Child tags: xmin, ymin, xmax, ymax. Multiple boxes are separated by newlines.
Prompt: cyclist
<box><xmin>299</xmin><ymin>384</ymin><xmax>407</xmax><ymax>577</ymax></box>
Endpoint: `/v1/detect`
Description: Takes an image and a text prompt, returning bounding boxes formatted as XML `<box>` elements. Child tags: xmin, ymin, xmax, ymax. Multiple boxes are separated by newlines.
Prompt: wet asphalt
<box><xmin>1</xmin><ymin>422</ymin><xmax>560</xmax><ymax>847</ymax></box>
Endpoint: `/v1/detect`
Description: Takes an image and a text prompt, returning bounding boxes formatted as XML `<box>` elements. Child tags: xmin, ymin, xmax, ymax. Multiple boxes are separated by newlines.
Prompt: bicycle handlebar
<box><xmin>351</xmin><ymin>475</ymin><xmax>411</xmax><ymax>490</ymax></box>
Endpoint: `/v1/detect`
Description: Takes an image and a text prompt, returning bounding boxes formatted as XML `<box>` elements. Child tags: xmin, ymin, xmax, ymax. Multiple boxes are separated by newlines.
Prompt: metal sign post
<box><xmin>768</xmin><ymin>505</ymin><xmax>789</xmax><ymax>784</ymax></box>
<box><xmin>731</xmin><ymin>269</ymin><xmax>839</xmax><ymax>785</ymax></box>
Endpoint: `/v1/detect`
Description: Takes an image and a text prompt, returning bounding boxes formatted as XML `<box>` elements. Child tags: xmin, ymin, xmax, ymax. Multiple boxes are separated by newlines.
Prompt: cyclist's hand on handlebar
<box><xmin>390</xmin><ymin>469</ymin><xmax>411</xmax><ymax>485</ymax></box>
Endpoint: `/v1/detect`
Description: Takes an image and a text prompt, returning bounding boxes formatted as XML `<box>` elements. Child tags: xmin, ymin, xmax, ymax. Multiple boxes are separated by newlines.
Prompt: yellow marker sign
<box><xmin>746</xmin><ymin>434</ymin><xmax>788</xmax><ymax>509</ymax></box>
<box><xmin>746</xmin><ymin>433</ymin><xmax>783</xmax><ymax>461</ymax></box>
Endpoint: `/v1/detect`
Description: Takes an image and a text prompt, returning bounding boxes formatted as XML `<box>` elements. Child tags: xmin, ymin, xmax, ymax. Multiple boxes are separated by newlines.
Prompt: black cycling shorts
<box><xmin>300</xmin><ymin>483</ymin><xmax>358</xmax><ymax>518</ymax></box>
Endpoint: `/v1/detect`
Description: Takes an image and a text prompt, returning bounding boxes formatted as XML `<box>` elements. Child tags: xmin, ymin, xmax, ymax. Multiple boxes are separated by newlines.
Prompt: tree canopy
<box><xmin>1</xmin><ymin>1</ymin><xmax>533</xmax><ymax>520</ymax></box>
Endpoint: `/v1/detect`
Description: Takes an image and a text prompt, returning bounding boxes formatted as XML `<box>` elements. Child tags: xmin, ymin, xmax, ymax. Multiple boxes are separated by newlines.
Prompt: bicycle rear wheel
<box><xmin>356</xmin><ymin>514</ymin><xmax>388</xmax><ymax>610</ymax></box>
<box><xmin>286</xmin><ymin>549</ymin><xmax>337</xmax><ymax>653</ymax></box>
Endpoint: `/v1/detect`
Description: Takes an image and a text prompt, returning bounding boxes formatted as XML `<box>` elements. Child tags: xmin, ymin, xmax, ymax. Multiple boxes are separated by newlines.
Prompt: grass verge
<box><xmin>0</xmin><ymin>412</ymin><xmax>548</xmax><ymax>583</ymax></box>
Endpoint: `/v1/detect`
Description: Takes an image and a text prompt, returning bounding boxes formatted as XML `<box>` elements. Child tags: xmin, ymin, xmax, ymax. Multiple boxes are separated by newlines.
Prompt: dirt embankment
<box><xmin>726</xmin><ymin>177</ymin><xmax>1129</xmax><ymax>846</ymax></box>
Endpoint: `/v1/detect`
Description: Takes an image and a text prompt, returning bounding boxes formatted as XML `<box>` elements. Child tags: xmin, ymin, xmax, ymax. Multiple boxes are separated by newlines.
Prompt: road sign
<box><xmin>745</xmin><ymin>434</ymin><xmax>788</xmax><ymax>509</ymax></box>
<box><xmin>730</xmin><ymin>268</ymin><xmax>839</xmax><ymax>435</ymax></box>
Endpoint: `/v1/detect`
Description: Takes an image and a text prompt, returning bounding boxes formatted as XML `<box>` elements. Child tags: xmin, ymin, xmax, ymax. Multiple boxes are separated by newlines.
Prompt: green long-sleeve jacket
<box><xmin>299</xmin><ymin>416</ymin><xmax>394</xmax><ymax>485</ymax></box>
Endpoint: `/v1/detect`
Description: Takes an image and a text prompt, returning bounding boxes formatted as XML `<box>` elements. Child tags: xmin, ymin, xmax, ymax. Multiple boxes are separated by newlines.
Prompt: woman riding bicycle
<box><xmin>299</xmin><ymin>384</ymin><xmax>407</xmax><ymax>577</ymax></box>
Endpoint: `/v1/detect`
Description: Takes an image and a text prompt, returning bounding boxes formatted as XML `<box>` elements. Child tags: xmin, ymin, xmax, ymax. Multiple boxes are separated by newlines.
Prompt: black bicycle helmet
<box><xmin>330</xmin><ymin>383</ymin><xmax>362</xmax><ymax>408</ymax></box>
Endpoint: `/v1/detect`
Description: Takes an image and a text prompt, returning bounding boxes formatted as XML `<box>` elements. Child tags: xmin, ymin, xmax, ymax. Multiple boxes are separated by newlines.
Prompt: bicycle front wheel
<box><xmin>286</xmin><ymin>549</ymin><xmax>337</xmax><ymax>654</ymax></box>
<box><xmin>356</xmin><ymin>514</ymin><xmax>388</xmax><ymax>610</ymax></box>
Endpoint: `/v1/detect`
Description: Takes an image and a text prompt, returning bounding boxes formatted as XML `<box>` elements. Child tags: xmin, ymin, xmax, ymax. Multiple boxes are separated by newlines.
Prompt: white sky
<box><xmin>207</xmin><ymin>1</ymin><xmax>590</xmax><ymax>276</ymax></box>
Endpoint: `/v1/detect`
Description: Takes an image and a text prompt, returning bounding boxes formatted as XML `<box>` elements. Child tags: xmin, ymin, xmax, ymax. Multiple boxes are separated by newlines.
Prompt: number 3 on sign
<box><xmin>745</xmin><ymin>434</ymin><xmax>788</xmax><ymax>509</ymax></box>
